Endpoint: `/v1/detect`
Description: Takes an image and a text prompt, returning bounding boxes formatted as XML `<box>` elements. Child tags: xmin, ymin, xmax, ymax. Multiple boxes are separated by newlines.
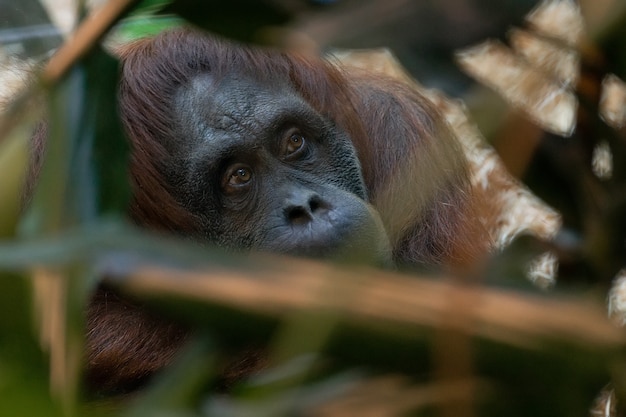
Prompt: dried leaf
<box><xmin>599</xmin><ymin>74</ymin><xmax>626</xmax><ymax>129</ymax></box>
<box><xmin>455</xmin><ymin>0</ymin><xmax>589</xmax><ymax>136</ymax></box>
<box><xmin>590</xmin><ymin>386</ymin><xmax>617</xmax><ymax>417</ymax></box>
<box><xmin>608</xmin><ymin>269</ymin><xmax>626</xmax><ymax>326</ymax></box>
<box><xmin>456</xmin><ymin>40</ymin><xmax>577</xmax><ymax>136</ymax></box>
<box><xmin>592</xmin><ymin>140</ymin><xmax>613</xmax><ymax>180</ymax></box>
<box><xmin>509</xmin><ymin>28</ymin><xmax>579</xmax><ymax>86</ymax></box>
<box><xmin>525</xmin><ymin>0</ymin><xmax>585</xmax><ymax>47</ymax></box>
<box><xmin>423</xmin><ymin>89</ymin><xmax>562</xmax><ymax>247</ymax></box>
<box><xmin>527</xmin><ymin>251</ymin><xmax>558</xmax><ymax>289</ymax></box>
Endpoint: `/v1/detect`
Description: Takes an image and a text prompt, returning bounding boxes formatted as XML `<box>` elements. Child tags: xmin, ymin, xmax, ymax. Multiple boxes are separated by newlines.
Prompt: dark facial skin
<box><xmin>168</xmin><ymin>74</ymin><xmax>391</xmax><ymax>264</ymax></box>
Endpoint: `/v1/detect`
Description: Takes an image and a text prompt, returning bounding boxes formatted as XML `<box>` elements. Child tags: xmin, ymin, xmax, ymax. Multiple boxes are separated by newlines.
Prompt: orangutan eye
<box><xmin>286</xmin><ymin>132</ymin><xmax>305</xmax><ymax>155</ymax></box>
<box><xmin>223</xmin><ymin>164</ymin><xmax>253</xmax><ymax>192</ymax></box>
<box><xmin>230</xmin><ymin>167</ymin><xmax>251</xmax><ymax>184</ymax></box>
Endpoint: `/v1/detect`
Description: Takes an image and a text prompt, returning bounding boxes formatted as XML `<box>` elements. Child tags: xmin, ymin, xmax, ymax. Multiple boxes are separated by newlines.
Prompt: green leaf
<box><xmin>83</xmin><ymin>48</ymin><xmax>131</xmax><ymax>217</ymax></box>
<box><xmin>113</xmin><ymin>15</ymin><xmax>185</xmax><ymax>41</ymax></box>
<box><xmin>0</xmin><ymin>124</ymin><xmax>31</xmax><ymax>238</ymax></box>
<box><xmin>0</xmin><ymin>274</ymin><xmax>63</xmax><ymax>417</ymax></box>
<box><xmin>21</xmin><ymin>47</ymin><xmax>130</xmax><ymax>237</ymax></box>
<box><xmin>0</xmin><ymin>220</ymin><xmax>241</xmax><ymax>272</ymax></box>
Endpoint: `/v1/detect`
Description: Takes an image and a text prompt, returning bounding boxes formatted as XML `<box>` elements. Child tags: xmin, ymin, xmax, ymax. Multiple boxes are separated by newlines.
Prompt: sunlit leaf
<box><xmin>592</xmin><ymin>141</ymin><xmax>613</xmax><ymax>180</ymax></box>
<box><xmin>525</xmin><ymin>0</ymin><xmax>585</xmax><ymax>46</ymax></box>
<box><xmin>509</xmin><ymin>28</ymin><xmax>579</xmax><ymax>86</ymax></box>
<box><xmin>454</xmin><ymin>0</ymin><xmax>587</xmax><ymax>137</ymax></box>
<box><xmin>456</xmin><ymin>40</ymin><xmax>578</xmax><ymax>137</ymax></box>
<box><xmin>599</xmin><ymin>74</ymin><xmax>626</xmax><ymax>129</ymax></box>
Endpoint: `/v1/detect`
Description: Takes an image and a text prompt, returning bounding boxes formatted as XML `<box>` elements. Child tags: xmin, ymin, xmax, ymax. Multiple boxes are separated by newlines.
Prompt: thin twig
<box><xmin>42</xmin><ymin>0</ymin><xmax>137</xmax><ymax>84</ymax></box>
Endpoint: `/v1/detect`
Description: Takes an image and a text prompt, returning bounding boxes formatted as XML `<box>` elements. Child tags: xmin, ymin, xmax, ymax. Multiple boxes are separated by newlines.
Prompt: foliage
<box><xmin>1</xmin><ymin>1</ymin><xmax>626</xmax><ymax>416</ymax></box>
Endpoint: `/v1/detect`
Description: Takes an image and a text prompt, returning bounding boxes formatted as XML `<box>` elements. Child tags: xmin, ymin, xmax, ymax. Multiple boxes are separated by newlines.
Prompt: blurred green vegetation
<box><xmin>1</xmin><ymin>1</ymin><xmax>626</xmax><ymax>416</ymax></box>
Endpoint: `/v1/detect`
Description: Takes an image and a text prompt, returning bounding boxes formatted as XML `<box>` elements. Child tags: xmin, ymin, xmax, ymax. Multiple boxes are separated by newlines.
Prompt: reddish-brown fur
<box><xmin>85</xmin><ymin>290</ymin><xmax>189</xmax><ymax>394</ymax></box>
<box><xmin>118</xmin><ymin>29</ymin><xmax>486</xmax><ymax>266</ymax></box>
<box><xmin>34</xmin><ymin>29</ymin><xmax>489</xmax><ymax>393</ymax></box>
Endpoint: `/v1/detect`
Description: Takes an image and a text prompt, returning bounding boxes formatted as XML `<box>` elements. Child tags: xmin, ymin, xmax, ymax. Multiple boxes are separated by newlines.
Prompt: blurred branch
<box><xmin>95</xmin><ymin>253</ymin><xmax>625</xmax><ymax>415</ymax></box>
<box><xmin>102</xmin><ymin>258</ymin><xmax>624</xmax><ymax>352</ymax></box>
